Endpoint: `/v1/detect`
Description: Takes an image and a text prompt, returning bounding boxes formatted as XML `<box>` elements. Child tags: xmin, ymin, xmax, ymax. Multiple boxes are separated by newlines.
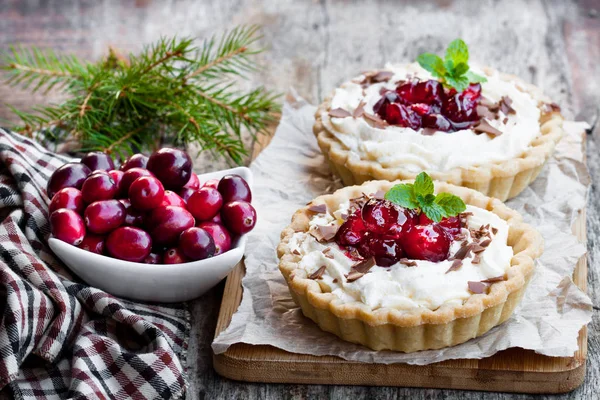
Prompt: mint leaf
<box><xmin>417</xmin><ymin>53</ymin><xmax>446</xmax><ymax>78</ymax></box>
<box><xmin>385</xmin><ymin>183</ymin><xmax>418</xmax><ymax>209</ymax></box>
<box><xmin>445</xmin><ymin>75</ymin><xmax>470</xmax><ymax>92</ymax></box>
<box><xmin>413</xmin><ymin>172</ymin><xmax>434</xmax><ymax>196</ymax></box>
<box><xmin>445</xmin><ymin>39</ymin><xmax>469</xmax><ymax>66</ymax></box>
<box><xmin>434</xmin><ymin>193</ymin><xmax>467</xmax><ymax>216</ymax></box>
<box><xmin>451</xmin><ymin>62</ymin><xmax>469</xmax><ymax>77</ymax></box>
<box><xmin>420</xmin><ymin>201</ymin><xmax>446</xmax><ymax>223</ymax></box>
<box><xmin>465</xmin><ymin>70</ymin><xmax>488</xmax><ymax>83</ymax></box>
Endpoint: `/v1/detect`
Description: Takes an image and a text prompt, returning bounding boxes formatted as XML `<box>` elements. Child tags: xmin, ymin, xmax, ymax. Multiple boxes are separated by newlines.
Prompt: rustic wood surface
<box><xmin>1</xmin><ymin>0</ymin><xmax>599</xmax><ymax>398</ymax></box>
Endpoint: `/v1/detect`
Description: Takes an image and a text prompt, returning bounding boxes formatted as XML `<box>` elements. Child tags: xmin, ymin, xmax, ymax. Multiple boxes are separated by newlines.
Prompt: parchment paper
<box><xmin>212</xmin><ymin>94</ymin><xmax>592</xmax><ymax>364</ymax></box>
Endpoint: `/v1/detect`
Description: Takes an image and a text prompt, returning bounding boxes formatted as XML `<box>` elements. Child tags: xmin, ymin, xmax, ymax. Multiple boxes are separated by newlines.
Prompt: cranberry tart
<box><xmin>277</xmin><ymin>176</ymin><xmax>542</xmax><ymax>352</ymax></box>
<box><xmin>313</xmin><ymin>40</ymin><xmax>563</xmax><ymax>201</ymax></box>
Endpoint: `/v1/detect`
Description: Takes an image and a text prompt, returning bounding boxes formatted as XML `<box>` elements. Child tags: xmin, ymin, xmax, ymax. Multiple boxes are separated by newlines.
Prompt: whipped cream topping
<box><xmin>322</xmin><ymin>63</ymin><xmax>544</xmax><ymax>173</ymax></box>
<box><xmin>290</xmin><ymin>204</ymin><xmax>513</xmax><ymax>311</ymax></box>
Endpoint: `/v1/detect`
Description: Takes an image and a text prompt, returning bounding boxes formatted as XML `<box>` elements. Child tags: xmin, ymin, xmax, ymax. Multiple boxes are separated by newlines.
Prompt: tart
<box><xmin>313</xmin><ymin>41</ymin><xmax>563</xmax><ymax>201</ymax></box>
<box><xmin>277</xmin><ymin>177</ymin><xmax>543</xmax><ymax>352</ymax></box>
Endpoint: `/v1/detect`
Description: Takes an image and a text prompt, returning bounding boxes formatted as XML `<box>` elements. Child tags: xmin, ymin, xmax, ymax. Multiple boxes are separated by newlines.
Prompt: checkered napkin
<box><xmin>0</xmin><ymin>128</ymin><xmax>190</xmax><ymax>400</ymax></box>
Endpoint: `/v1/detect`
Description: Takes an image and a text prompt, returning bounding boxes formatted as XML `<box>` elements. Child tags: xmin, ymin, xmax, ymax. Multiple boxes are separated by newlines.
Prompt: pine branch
<box><xmin>0</xmin><ymin>26</ymin><xmax>281</xmax><ymax>163</ymax></box>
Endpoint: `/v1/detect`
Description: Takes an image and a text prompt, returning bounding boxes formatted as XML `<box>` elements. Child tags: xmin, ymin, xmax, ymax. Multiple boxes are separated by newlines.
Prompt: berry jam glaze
<box><xmin>373</xmin><ymin>80</ymin><xmax>482</xmax><ymax>132</ymax></box>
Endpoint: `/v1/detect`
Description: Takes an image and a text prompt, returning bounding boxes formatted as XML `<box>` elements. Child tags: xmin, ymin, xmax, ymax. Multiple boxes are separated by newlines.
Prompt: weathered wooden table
<box><xmin>1</xmin><ymin>0</ymin><xmax>598</xmax><ymax>398</ymax></box>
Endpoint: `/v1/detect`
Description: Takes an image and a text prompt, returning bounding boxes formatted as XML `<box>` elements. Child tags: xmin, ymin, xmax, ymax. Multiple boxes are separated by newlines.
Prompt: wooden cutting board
<box><xmin>212</xmin><ymin>135</ymin><xmax>588</xmax><ymax>394</ymax></box>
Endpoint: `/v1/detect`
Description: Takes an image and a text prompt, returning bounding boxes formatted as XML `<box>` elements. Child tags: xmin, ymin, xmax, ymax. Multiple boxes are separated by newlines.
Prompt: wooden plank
<box><xmin>212</xmin><ymin>209</ymin><xmax>587</xmax><ymax>393</ymax></box>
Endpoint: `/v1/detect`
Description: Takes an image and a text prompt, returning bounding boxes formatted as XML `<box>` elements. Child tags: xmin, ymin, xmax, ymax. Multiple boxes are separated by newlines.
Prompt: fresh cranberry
<box><xmin>118</xmin><ymin>199</ymin><xmax>145</xmax><ymax>227</ymax></box>
<box><xmin>163</xmin><ymin>247</ymin><xmax>189</xmax><ymax>264</ymax></box>
<box><xmin>147</xmin><ymin>148</ymin><xmax>192</xmax><ymax>190</ymax></box>
<box><xmin>119</xmin><ymin>154</ymin><xmax>148</xmax><ymax>171</ymax></box>
<box><xmin>397</xmin><ymin>80</ymin><xmax>444</xmax><ymax>106</ymax></box>
<box><xmin>81</xmin><ymin>172</ymin><xmax>118</xmax><ymax>203</ymax></box>
<box><xmin>410</xmin><ymin>103</ymin><xmax>433</xmax><ymax>116</ymax></box>
<box><xmin>361</xmin><ymin>199</ymin><xmax>401</xmax><ymax>235</ymax></box>
<box><xmin>335</xmin><ymin>212</ymin><xmax>366</xmax><ymax>246</ymax></box>
<box><xmin>81</xmin><ymin>152</ymin><xmax>115</xmax><ymax>172</ymax></box>
<box><xmin>108</xmin><ymin>170</ymin><xmax>124</xmax><ymax>192</ymax></box>
<box><xmin>50</xmin><ymin>209</ymin><xmax>86</xmax><ymax>245</ymax></box>
<box><xmin>178</xmin><ymin>188</ymin><xmax>196</xmax><ymax>204</ymax></box>
<box><xmin>49</xmin><ymin>187</ymin><xmax>84</xmax><ymax>215</ymax></box>
<box><xmin>47</xmin><ymin>163</ymin><xmax>91</xmax><ymax>198</ymax></box>
<box><xmin>373</xmin><ymin>91</ymin><xmax>400</xmax><ymax>118</ymax></box>
<box><xmin>418</xmin><ymin>214</ymin><xmax>462</xmax><ymax>237</ymax></box>
<box><xmin>106</xmin><ymin>226</ymin><xmax>152</xmax><ymax>262</ymax></box>
<box><xmin>384</xmin><ymin>103</ymin><xmax>421</xmax><ymax>129</ymax></box>
<box><xmin>147</xmin><ymin>206</ymin><xmax>195</xmax><ymax>245</ymax></box>
<box><xmin>422</xmin><ymin>114</ymin><xmax>453</xmax><ymax>131</ymax></box>
<box><xmin>217</xmin><ymin>175</ymin><xmax>252</xmax><ymax>203</ymax></box>
<box><xmin>402</xmin><ymin>224</ymin><xmax>451</xmax><ymax>262</ymax></box>
<box><xmin>221</xmin><ymin>201</ymin><xmax>256</xmax><ymax>234</ymax></box>
<box><xmin>187</xmin><ymin>187</ymin><xmax>223</xmax><ymax>221</ymax></box>
<box><xmin>179</xmin><ymin>227</ymin><xmax>216</xmax><ymax>260</ymax></box>
<box><xmin>202</xmin><ymin>179</ymin><xmax>220</xmax><ymax>190</ymax></box>
<box><xmin>358</xmin><ymin>234</ymin><xmax>404</xmax><ymax>267</ymax></box>
<box><xmin>78</xmin><ymin>234</ymin><xmax>105</xmax><ymax>254</ymax></box>
<box><xmin>84</xmin><ymin>199</ymin><xmax>126</xmax><ymax>234</ymax></box>
<box><xmin>442</xmin><ymin>83</ymin><xmax>481</xmax><ymax>123</ymax></box>
<box><xmin>144</xmin><ymin>252</ymin><xmax>162</xmax><ymax>264</ymax></box>
<box><xmin>128</xmin><ymin>176</ymin><xmax>165</xmax><ymax>210</ymax></box>
<box><xmin>161</xmin><ymin>190</ymin><xmax>186</xmax><ymax>208</ymax></box>
<box><xmin>387</xmin><ymin>208</ymin><xmax>419</xmax><ymax>238</ymax></box>
<box><xmin>183</xmin><ymin>173</ymin><xmax>200</xmax><ymax>190</ymax></box>
<box><xmin>197</xmin><ymin>221</ymin><xmax>232</xmax><ymax>255</ymax></box>
<box><xmin>119</xmin><ymin>168</ymin><xmax>154</xmax><ymax>197</ymax></box>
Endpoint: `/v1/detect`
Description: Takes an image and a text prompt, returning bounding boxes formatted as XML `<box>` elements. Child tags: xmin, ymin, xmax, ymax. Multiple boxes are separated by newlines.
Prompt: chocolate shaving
<box><xmin>479</xmin><ymin>239</ymin><xmax>492</xmax><ymax>248</ymax></box>
<box><xmin>309</xmin><ymin>266</ymin><xmax>326</xmax><ymax>280</ymax></box>
<box><xmin>474</xmin><ymin>119</ymin><xmax>502</xmax><ymax>137</ymax></box>
<box><xmin>491</xmin><ymin>227</ymin><xmax>498</xmax><ymax>235</ymax></box>
<box><xmin>292</xmin><ymin>249</ymin><xmax>301</xmax><ymax>256</ymax></box>
<box><xmin>451</xmin><ymin>244</ymin><xmax>473</xmax><ymax>260</ymax></box>
<box><xmin>371</xmin><ymin>70</ymin><xmax>394</xmax><ymax>83</ymax></box>
<box><xmin>472</xmin><ymin>254</ymin><xmax>481</xmax><ymax>264</ymax></box>
<box><xmin>348</xmin><ymin>248</ymin><xmax>362</xmax><ymax>260</ymax></box>
<box><xmin>353</xmin><ymin>101</ymin><xmax>366</xmax><ymax>118</ymax></box>
<box><xmin>346</xmin><ymin>271</ymin><xmax>365</xmax><ymax>282</ymax></box>
<box><xmin>352</xmin><ymin>257</ymin><xmax>376</xmax><ymax>274</ymax></box>
<box><xmin>471</xmin><ymin>243</ymin><xmax>486</xmax><ymax>254</ymax></box>
<box><xmin>324</xmin><ymin>253</ymin><xmax>334</xmax><ymax>259</ymax></box>
<box><xmin>542</xmin><ymin>102</ymin><xmax>561</xmax><ymax>113</ymax></box>
<box><xmin>479</xmin><ymin>97</ymin><xmax>500</xmax><ymax>112</ymax></box>
<box><xmin>307</xmin><ymin>203</ymin><xmax>327</xmax><ymax>213</ymax></box>
<box><xmin>399</xmin><ymin>258</ymin><xmax>417</xmax><ymax>267</ymax></box>
<box><xmin>503</xmin><ymin>117</ymin><xmax>509</xmax><ymax>124</ymax></box>
<box><xmin>332</xmin><ymin>278</ymin><xmax>338</xmax><ymax>283</ymax></box>
<box><xmin>499</xmin><ymin>96</ymin><xmax>516</xmax><ymax>115</ymax></box>
<box><xmin>468</xmin><ymin>281</ymin><xmax>488</xmax><ymax>294</ymax></box>
<box><xmin>476</xmin><ymin>105</ymin><xmax>497</xmax><ymax>120</ymax></box>
<box><xmin>482</xmin><ymin>275</ymin><xmax>505</xmax><ymax>283</ymax></box>
<box><xmin>454</xmin><ymin>233</ymin><xmax>467</xmax><ymax>241</ymax></box>
<box><xmin>445</xmin><ymin>259</ymin><xmax>463</xmax><ymax>274</ymax></box>
<box><xmin>363</xmin><ymin>112</ymin><xmax>387</xmax><ymax>129</ymax></box>
<box><xmin>322</xmin><ymin>248</ymin><xmax>334</xmax><ymax>259</ymax></box>
<box><xmin>329</xmin><ymin>108</ymin><xmax>352</xmax><ymax>118</ymax></box>
<box><xmin>317</xmin><ymin>224</ymin><xmax>339</xmax><ymax>241</ymax></box>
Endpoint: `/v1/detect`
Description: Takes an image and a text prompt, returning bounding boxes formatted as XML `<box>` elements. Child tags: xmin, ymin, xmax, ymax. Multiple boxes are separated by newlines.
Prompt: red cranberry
<box><xmin>50</xmin><ymin>209</ymin><xmax>86</xmax><ymax>245</ymax></box>
<box><xmin>49</xmin><ymin>187</ymin><xmax>84</xmax><ymax>215</ymax></box>
<box><xmin>422</xmin><ymin>114</ymin><xmax>453</xmax><ymax>132</ymax></box>
<box><xmin>118</xmin><ymin>199</ymin><xmax>145</xmax><ymax>227</ymax></box>
<box><xmin>187</xmin><ymin>187</ymin><xmax>223</xmax><ymax>221</ymax></box>
<box><xmin>221</xmin><ymin>201</ymin><xmax>256</xmax><ymax>235</ymax></box>
<box><xmin>197</xmin><ymin>221</ymin><xmax>232</xmax><ymax>255</ymax></box>
<box><xmin>81</xmin><ymin>151</ymin><xmax>115</xmax><ymax>171</ymax></box>
<box><xmin>179</xmin><ymin>227</ymin><xmax>216</xmax><ymax>260</ymax></box>
<box><xmin>129</xmin><ymin>176</ymin><xmax>165</xmax><ymax>210</ymax></box>
<box><xmin>202</xmin><ymin>179</ymin><xmax>219</xmax><ymax>190</ymax></box>
<box><xmin>148</xmin><ymin>206</ymin><xmax>195</xmax><ymax>245</ymax></box>
<box><xmin>81</xmin><ymin>172</ymin><xmax>118</xmax><ymax>203</ymax></box>
<box><xmin>84</xmin><ymin>199</ymin><xmax>126</xmax><ymax>234</ymax></box>
<box><xmin>47</xmin><ymin>163</ymin><xmax>91</xmax><ymax>198</ymax></box>
<box><xmin>119</xmin><ymin>168</ymin><xmax>154</xmax><ymax>196</ymax></box>
<box><xmin>147</xmin><ymin>148</ymin><xmax>192</xmax><ymax>190</ymax></box>
<box><xmin>106</xmin><ymin>226</ymin><xmax>152</xmax><ymax>262</ymax></box>
<box><xmin>217</xmin><ymin>175</ymin><xmax>252</xmax><ymax>203</ymax></box>
<box><xmin>418</xmin><ymin>214</ymin><xmax>462</xmax><ymax>237</ymax></box>
<box><xmin>178</xmin><ymin>188</ymin><xmax>196</xmax><ymax>204</ymax></box>
<box><xmin>163</xmin><ymin>247</ymin><xmax>189</xmax><ymax>264</ymax></box>
<box><xmin>373</xmin><ymin>91</ymin><xmax>399</xmax><ymax>117</ymax></box>
<box><xmin>442</xmin><ymin>84</ymin><xmax>481</xmax><ymax>123</ymax></box>
<box><xmin>183</xmin><ymin>173</ymin><xmax>200</xmax><ymax>190</ymax></box>
<box><xmin>361</xmin><ymin>199</ymin><xmax>401</xmax><ymax>235</ymax></box>
<box><xmin>108</xmin><ymin>170</ymin><xmax>124</xmax><ymax>192</ymax></box>
<box><xmin>383</xmin><ymin>103</ymin><xmax>421</xmax><ymax>129</ymax></box>
<box><xmin>335</xmin><ymin>212</ymin><xmax>366</xmax><ymax>246</ymax></box>
<box><xmin>161</xmin><ymin>190</ymin><xmax>186</xmax><ymax>208</ymax></box>
<box><xmin>410</xmin><ymin>103</ymin><xmax>434</xmax><ymax>116</ymax></box>
<box><xmin>78</xmin><ymin>234</ymin><xmax>106</xmax><ymax>254</ymax></box>
<box><xmin>397</xmin><ymin>80</ymin><xmax>444</xmax><ymax>105</ymax></box>
<box><xmin>358</xmin><ymin>234</ymin><xmax>404</xmax><ymax>267</ymax></box>
<box><xmin>119</xmin><ymin>154</ymin><xmax>148</xmax><ymax>171</ymax></box>
<box><xmin>144</xmin><ymin>252</ymin><xmax>162</xmax><ymax>264</ymax></box>
<box><xmin>402</xmin><ymin>224</ymin><xmax>451</xmax><ymax>262</ymax></box>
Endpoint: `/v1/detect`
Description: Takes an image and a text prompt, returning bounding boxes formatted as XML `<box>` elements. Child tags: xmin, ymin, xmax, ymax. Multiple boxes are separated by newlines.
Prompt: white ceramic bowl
<box><xmin>49</xmin><ymin>166</ymin><xmax>252</xmax><ymax>303</ymax></box>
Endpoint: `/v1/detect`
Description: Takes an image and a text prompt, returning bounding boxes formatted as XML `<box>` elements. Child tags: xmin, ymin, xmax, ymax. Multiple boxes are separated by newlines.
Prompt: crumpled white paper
<box><xmin>212</xmin><ymin>95</ymin><xmax>593</xmax><ymax>364</ymax></box>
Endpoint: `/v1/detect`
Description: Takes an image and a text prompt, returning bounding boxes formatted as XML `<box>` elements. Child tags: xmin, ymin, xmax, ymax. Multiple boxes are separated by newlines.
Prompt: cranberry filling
<box><xmin>373</xmin><ymin>80</ymin><xmax>483</xmax><ymax>132</ymax></box>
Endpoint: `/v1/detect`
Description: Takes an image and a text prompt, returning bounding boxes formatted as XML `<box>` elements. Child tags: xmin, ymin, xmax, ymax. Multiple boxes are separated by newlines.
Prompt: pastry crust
<box><xmin>313</xmin><ymin>69</ymin><xmax>564</xmax><ymax>202</ymax></box>
<box><xmin>277</xmin><ymin>181</ymin><xmax>543</xmax><ymax>352</ymax></box>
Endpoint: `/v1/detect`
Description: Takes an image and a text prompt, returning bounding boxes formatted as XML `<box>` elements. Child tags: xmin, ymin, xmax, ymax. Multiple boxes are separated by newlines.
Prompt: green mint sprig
<box><xmin>384</xmin><ymin>172</ymin><xmax>466</xmax><ymax>222</ymax></box>
<box><xmin>416</xmin><ymin>39</ymin><xmax>487</xmax><ymax>92</ymax></box>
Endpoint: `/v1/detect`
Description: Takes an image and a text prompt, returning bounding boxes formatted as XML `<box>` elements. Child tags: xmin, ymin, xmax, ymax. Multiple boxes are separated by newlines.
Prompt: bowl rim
<box><xmin>49</xmin><ymin>165</ymin><xmax>252</xmax><ymax>271</ymax></box>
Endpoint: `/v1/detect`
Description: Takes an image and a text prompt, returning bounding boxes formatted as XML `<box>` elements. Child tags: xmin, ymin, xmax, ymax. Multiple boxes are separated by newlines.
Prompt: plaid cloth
<box><xmin>0</xmin><ymin>128</ymin><xmax>190</xmax><ymax>400</ymax></box>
